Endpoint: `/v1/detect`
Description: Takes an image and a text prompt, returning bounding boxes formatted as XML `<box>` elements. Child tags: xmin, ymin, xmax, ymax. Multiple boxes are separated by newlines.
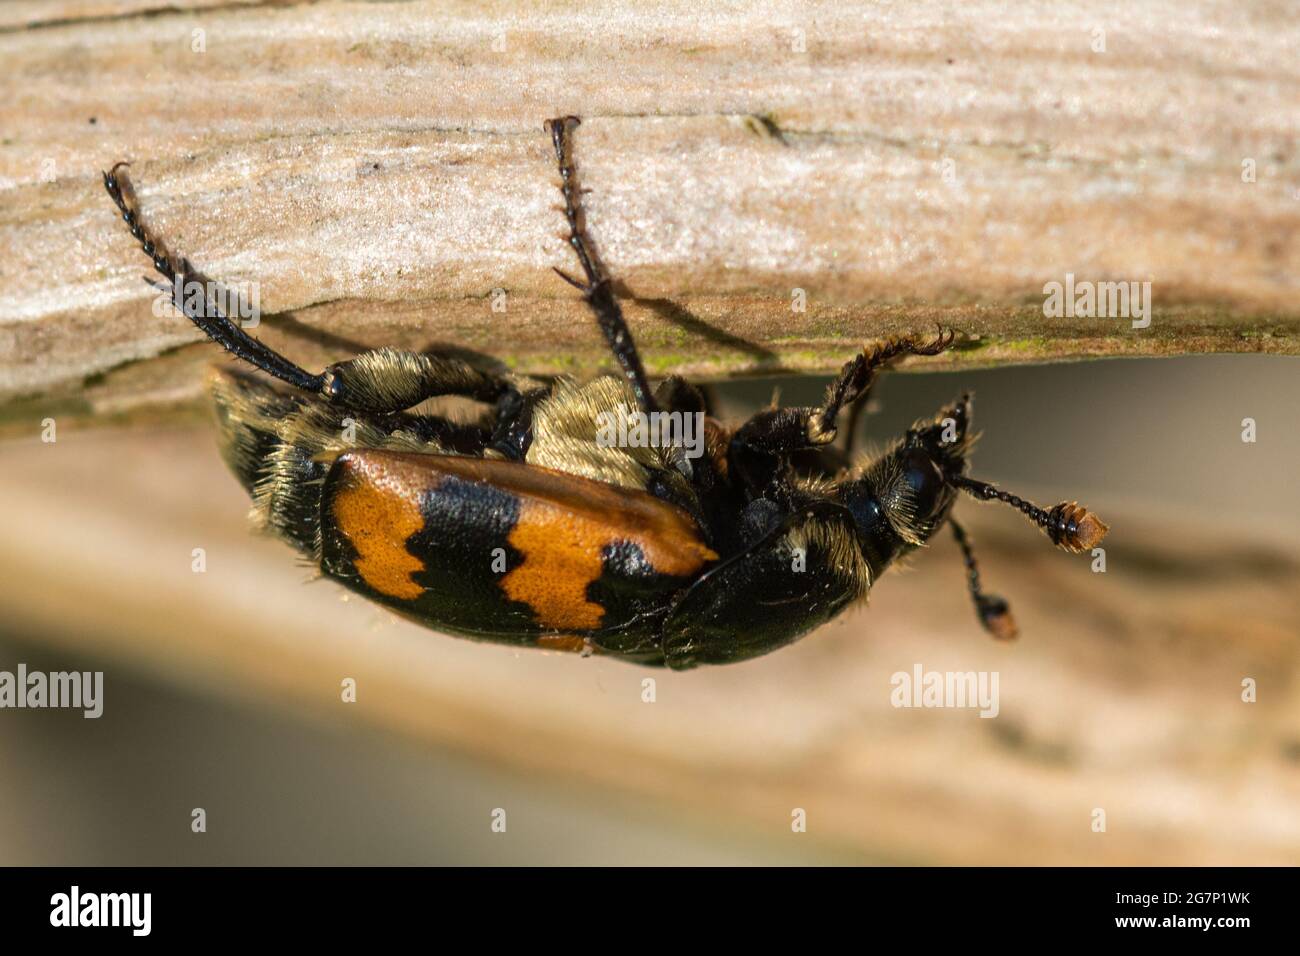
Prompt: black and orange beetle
<box><xmin>103</xmin><ymin>116</ymin><xmax>1108</xmax><ymax>668</ymax></box>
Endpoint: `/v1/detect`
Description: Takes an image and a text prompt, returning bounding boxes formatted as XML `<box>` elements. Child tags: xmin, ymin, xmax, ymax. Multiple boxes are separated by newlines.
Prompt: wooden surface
<box><xmin>1</xmin><ymin>0</ymin><xmax>1298</xmax><ymax>422</ymax></box>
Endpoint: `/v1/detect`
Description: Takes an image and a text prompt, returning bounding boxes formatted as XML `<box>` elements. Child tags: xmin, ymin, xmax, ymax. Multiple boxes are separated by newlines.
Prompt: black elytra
<box><xmin>101</xmin><ymin>116</ymin><xmax>1109</xmax><ymax>668</ymax></box>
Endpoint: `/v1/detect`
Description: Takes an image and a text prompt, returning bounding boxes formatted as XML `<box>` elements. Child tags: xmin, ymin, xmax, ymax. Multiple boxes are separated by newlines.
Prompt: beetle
<box><xmin>102</xmin><ymin>115</ymin><xmax>1108</xmax><ymax>668</ymax></box>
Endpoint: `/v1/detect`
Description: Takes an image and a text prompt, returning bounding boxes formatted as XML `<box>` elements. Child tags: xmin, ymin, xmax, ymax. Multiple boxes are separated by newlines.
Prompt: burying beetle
<box><xmin>103</xmin><ymin>116</ymin><xmax>1107</xmax><ymax>668</ymax></box>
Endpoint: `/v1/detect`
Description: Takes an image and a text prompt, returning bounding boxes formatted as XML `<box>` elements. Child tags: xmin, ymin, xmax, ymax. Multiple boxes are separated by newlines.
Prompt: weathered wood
<box><xmin>1</xmin><ymin>0</ymin><xmax>1297</xmax><ymax>418</ymax></box>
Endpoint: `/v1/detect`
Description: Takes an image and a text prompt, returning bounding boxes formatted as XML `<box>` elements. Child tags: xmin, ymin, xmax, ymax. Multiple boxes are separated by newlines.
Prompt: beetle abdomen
<box><xmin>319</xmin><ymin>451</ymin><xmax>718</xmax><ymax>649</ymax></box>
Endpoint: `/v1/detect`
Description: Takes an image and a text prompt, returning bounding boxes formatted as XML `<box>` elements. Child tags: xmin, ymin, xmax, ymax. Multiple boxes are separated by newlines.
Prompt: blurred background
<box><xmin>1</xmin><ymin>354</ymin><xmax>1297</xmax><ymax>864</ymax></box>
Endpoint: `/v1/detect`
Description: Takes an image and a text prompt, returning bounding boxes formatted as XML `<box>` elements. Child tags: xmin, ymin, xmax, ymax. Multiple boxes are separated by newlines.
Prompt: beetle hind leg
<box><xmin>324</xmin><ymin>347</ymin><xmax>519</xmax><ymax>414</ymax></box>
<box><xmin>102</xmin><ymin>165</ymin><xmax>534</xmax><ymax>421</ymax></box>
<box><xmin>103</xmin><ymin>163</ymin><xmax>329</xmax><ymax>396</ymax></box>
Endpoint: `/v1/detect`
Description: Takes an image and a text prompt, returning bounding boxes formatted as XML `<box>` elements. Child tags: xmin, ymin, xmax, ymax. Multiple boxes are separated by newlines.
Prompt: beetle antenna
<box><xmin>951</xmin><ymin>475</ymin><xmax>1109</xmax><ymax>554</ymax></box>
<box><xmin>949</xmin><ymin>518</ymin><xmax>1017</xmax><ymax>640</ymax></box>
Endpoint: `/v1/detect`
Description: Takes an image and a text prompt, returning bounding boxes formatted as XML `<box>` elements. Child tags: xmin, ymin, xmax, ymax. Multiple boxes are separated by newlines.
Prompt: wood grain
<box><xmin>1</xmin><ymin>0</ymin><xmax>1297</xmax><ymax>420</ymax></box>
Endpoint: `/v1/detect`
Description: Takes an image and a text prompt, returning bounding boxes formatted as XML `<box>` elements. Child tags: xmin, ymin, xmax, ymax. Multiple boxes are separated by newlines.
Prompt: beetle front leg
<box><xmin>812</xmin><ymin>330</ymin><xmax>954</xmax><ymax>444</ymax></box>
<box><xmin>727</xmin><ymin>331</ymin><xmax>954</xmax><ymax>497</ymax></box>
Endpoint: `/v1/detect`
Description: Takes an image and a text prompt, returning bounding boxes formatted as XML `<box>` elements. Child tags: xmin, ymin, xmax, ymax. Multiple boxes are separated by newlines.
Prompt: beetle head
<box><xmin>831</xmin><ymin>391</ymin><xmax>1109</xmax><ymax>641</ymax></box>
<box><xmin>834</xmin><ymin>393</ymin><xmax>972</xmax><ymax>573</ymax></box>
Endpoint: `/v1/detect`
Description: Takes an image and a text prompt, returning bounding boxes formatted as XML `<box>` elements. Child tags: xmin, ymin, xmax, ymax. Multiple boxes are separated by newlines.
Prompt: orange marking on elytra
<box><xmin>502</xmin><ymin>500</ymin><xmax>610</xmax><ymax>630</ymax></box>
<box><xmin>501</xmin><ymin>489</ymin><xmax>718</xmax><ymax>631</ymax></box>
<box><xmin>331</xmin><ymin>475</ymin><xmax>426</xmax><ymax>600</ymax></box>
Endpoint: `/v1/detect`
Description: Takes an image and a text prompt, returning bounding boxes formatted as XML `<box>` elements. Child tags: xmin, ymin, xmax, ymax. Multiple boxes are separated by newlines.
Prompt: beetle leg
<box><xmin>728</xmin><ymin>406</ymin><xmax>824</xmax><ymax>499</ymax></box>
<box><xmin>727</xmin><ymin>330</ymin><xmax>954</xmax><ymax>498</ymax></box>
<box><xmin>949</xmin><ymin>517</ymin><xmax>1018</xmax><ymax>640</ymax></box>
<box><xmin>814</xmin><ymin>329</ymin><xmax>954</xmax><ymax>446</ymax></box>
<box><xmin>544</xmin><ymin>116</ymin><xmax>658</xmax><ymax>415</ymax></box>
<box><xmin>102</xmin><ymin>163</ymin><xmax>329</xmax><ymax>396</ymax></box>
<box><xmin>321</xmin><ymin>348</ymin><xmax>524</xmax><ymax>413</ymax></box>
<box><xmin>103</xmin><ymin>164</ymin><xmax>544</xmax><ymax>421</ymax></box>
